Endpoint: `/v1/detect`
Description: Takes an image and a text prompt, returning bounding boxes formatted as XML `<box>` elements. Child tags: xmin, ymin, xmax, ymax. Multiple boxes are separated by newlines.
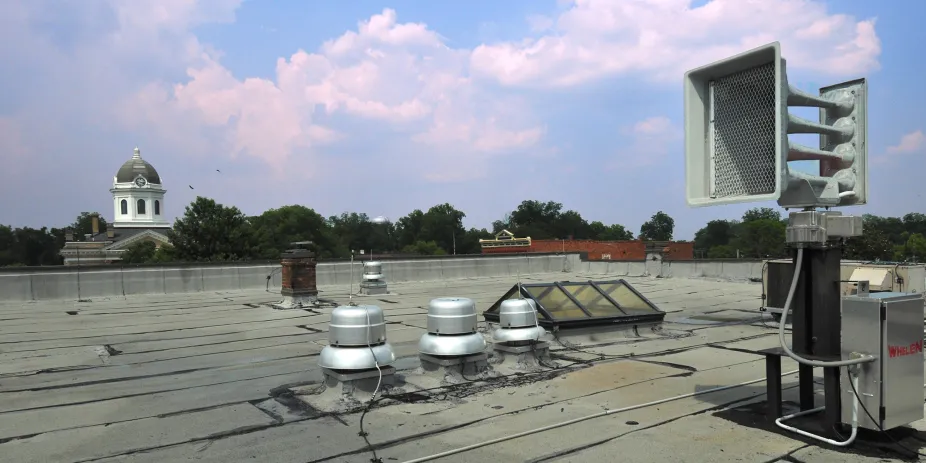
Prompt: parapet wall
<box><xmin>2</xmin><ymin>254</ymin><xmax>922</xmax><ymax>302</ymax></box>
<box><xmin>0</xmin><ymin>254</ymin><xmax>580</xmax><ymax>302</ymax></box>
<box><xmin>577</xmin><ymin>259</ymin><xmax>766</xmax><ymax>281</ymax></box>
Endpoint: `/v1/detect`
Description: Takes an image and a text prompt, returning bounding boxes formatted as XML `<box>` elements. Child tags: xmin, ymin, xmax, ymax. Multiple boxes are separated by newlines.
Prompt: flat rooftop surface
<box><xmin>1</xmin><ymin>271</ymin><xmax>924</xmax><ymax>462</ymax></box>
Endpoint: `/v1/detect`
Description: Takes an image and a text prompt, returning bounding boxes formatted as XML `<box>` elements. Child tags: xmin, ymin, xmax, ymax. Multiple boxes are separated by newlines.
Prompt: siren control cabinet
<box><xmin>841</xmin><ymin>292</ymin><xmax>925</xmax><ymax>430</ymax></box>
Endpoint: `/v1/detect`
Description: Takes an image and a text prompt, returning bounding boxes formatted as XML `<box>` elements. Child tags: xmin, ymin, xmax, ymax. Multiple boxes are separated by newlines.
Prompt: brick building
<box><xmin>479</xmin><ymin>231</ymin><xmax>693</xmax><ymax>261</ymax></box>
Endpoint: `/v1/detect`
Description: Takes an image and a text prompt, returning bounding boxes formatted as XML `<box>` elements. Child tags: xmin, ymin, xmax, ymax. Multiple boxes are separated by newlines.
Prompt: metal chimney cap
<box><xmin>493</xmin><ymin>325</ymin><xmax>548</xmax><ymax>343</ymax></box>
<box><xmin>328</xmin><ymin>305</ymin><xmax>387</xmax><ymax>347</ymax></box>
<box><xmin>498</xmin><ymin>299</ymin><xmax>539</xmax><ymax>329</ymax></box>
<box><xmin>319</xmin><ymin>343</ymin><xmax>396</xmax><ymax>370</ymax></box>
<box><xmin>419</xmin><ymin>332</ymin><xmax>486</xmax><ymax>356</ymax></box>
<box><xmin>426</xmin><ymin>297</ymin><xmax>477</xmax><ymax>335</ymax></box>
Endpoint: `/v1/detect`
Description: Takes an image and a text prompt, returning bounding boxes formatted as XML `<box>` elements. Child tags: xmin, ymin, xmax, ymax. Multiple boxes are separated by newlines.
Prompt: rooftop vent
<box><xmin>483</xmin><ymin>280</ymin><xmax>665</xmax><ymax>329</ymax></box>
<box><xmin>360</xmin><ymin>261</ymin><xmax>388</xmax><ymax>295</ymax></box>
<box><xmin>493</xmin><ymin>299</ymin><xmax>547</xmax><ymax>343</ymax></box>
<box><xmin>318</xmin><ymin>304</ymin><xmax>395</xmax><ymax>370</ymax></box>
<box><xmin>363</xmin><ymin>261</ymin><xmax>384</xmax><ymax>281</ymax></box>
<box><xmin>427</xmin><ymin>297</ymin><xmax>477</xmax><ymax>334</ymax></box>
<box><xmin>419</xmin><ymin>297</ymin><xmax>486</xmax><ymax>357</ymax></box>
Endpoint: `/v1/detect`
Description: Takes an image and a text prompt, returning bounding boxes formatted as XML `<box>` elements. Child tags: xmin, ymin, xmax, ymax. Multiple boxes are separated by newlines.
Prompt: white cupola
<box><xmin>110</xmin><ymin>147</ymin><xmax>170</xmax><ymax>228</ymax></box>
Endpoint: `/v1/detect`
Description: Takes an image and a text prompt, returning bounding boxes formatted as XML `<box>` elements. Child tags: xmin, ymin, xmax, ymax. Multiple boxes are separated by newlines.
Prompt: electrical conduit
<box><xmin>774</xmin><ymin>247</ymin><xmax>875</xmax><ymax>446</ymax></box>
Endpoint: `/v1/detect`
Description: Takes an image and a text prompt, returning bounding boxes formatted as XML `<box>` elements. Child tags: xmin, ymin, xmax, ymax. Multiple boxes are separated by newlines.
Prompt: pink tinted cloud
<box><xmin>470</xmin><ymin>0</ymin><xmax>881</xmax><ymax>87</ymax></box>
<box><xmin>887</xmin><ymin>130</ymin><xmax>925</xmax><ymax>154</ymax></box>
<box><xmin>0</xmin><ymin>118</ymin><xmax>29</xmax><ymax>177</ymax></box>
<box><xmin>121</xmin><ymin>8</ymin><xmax>544</xmax><ymax>178</ymax></box>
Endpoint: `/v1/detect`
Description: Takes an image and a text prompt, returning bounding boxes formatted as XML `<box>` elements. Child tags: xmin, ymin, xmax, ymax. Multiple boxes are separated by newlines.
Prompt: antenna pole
<box><xmin>349</xmin><ymin>250</ymin><xmax>354</xmax><ymax>303</ymax></box>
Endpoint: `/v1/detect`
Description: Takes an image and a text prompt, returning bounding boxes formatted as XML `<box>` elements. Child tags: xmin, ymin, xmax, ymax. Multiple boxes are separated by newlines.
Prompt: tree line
<box><xmin>1</xmin><ymin>198</ymin><xmax>921</xmax><ymax>266</ymax></box>
<box><xmin>693</xmin><ymin>207</ymin><xmax>926</xmax><ymax>262</ymax></box>
<box><xmin>0</xmin><ymin>199</ymin><xmax>676</xmax><ymax>266</ymax></box>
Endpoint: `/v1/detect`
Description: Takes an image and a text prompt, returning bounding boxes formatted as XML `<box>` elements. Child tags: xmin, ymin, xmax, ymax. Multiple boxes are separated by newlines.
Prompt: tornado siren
<box><xmin>683</xmin><ymin>41</ymin><xmax>867</xmax><ymax>209</ymax></box>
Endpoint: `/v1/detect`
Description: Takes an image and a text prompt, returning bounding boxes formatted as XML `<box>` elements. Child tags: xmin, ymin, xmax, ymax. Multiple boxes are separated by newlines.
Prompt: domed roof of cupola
<box><xmin>115</xmin><ymin>147</ymin><xmax>161</xmax><ymax>184</ymax></box>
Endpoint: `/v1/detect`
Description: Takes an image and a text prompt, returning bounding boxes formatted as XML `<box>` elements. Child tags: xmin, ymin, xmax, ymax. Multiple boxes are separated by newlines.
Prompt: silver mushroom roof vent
<box><xmin>319</xmin><ymin>304</ymin><xmax>396</xmax><ymax>370</ymax></box>
<box><xmin>493</xmin><ymin>299</ymin><xmax>547</xmax><ymax>343</ymax></box>
<box><xmin>362</xmin><ymin>261</ymin><xmax>383</xmax><ymax>281</ymax></box>
<box><xmin>427</xmin><ymin>297</ymin><xmax>477</xmax><ymax>334</ymax></box>
<box><xmin>360</xmin><ymin>261</ymin><xmax>388</xmax><ymax>295</ymax></box>
<box><xmin>419</xmin><ymin>297</ymin><xmax>487</xmax><ymax>357</ymax></box>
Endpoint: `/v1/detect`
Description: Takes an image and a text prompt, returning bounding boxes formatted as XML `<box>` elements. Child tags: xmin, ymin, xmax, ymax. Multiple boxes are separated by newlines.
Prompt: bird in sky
<box><xmin>189</xmin><ymin>185</ymin><xmax>194</xmax><ymax>190</ymax></box>
<box><xmin>216</xmin><ymin>169</ymin><xmax>221</xmax><ymax>173</ymax></box>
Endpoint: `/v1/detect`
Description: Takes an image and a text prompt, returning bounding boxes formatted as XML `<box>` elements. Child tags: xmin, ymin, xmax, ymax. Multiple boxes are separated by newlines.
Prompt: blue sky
<box><xmin>1</xmin><ymin>0</ymin><xmax>923</xmax><ymax>240</ymax></box>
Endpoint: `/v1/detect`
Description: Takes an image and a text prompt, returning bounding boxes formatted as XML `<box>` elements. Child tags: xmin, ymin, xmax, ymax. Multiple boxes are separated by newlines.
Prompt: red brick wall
<box><xmin>661</xmin><ymin>242</ymin><xmax>694</xmax><ymax>260</ymax></box>
<box><xmin>481</xmin><ymin>247</ymin><xmax>531</xmax><ymax>254</ymax></box>
<box><xmin>530</xmin><ymin>240</ymin><xmax>646</xmax><ymax>260</ymax></box>
<box><xmin>480</xmin><ymin>239</ymin><xmax>691</xmax><ymax>260</ymax></box>
<box><xmin>281</xmin><ymin>257</ymin><xmax>318</xmax><ymax>295</ymax></box>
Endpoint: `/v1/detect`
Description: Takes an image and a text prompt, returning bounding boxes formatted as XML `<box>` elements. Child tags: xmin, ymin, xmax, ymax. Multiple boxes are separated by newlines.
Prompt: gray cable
<box><xmin>777</xmin><ymin>247</ymin><xmax>875</xmax><ymax>368</ymax></box>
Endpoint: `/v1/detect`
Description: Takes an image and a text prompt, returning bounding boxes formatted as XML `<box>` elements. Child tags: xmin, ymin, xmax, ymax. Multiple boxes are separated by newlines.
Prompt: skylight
<box><xmin>482</xmin><ymin>280</ymin><xmax>665</xmax><ymax>328</ymax></box>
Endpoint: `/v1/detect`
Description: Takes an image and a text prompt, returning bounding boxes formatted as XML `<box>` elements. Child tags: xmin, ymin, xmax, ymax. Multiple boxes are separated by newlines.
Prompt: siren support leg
<box><xmin>790</xmin><ymin>246</ymin><xmax>843</xmax><ymax>431</ymax></box>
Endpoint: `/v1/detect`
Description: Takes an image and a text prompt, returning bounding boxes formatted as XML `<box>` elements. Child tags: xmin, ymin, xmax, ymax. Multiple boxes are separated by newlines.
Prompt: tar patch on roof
<box><xmin>483</xmin><ymin>280</ymin><xmax>665</xmax><ymax>329</ymax></box>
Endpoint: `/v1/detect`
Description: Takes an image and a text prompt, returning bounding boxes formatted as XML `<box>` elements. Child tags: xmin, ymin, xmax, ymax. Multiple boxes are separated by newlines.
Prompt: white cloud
<box><xmin>0</xmin><ymin>0</ymin><xmax>883</xmax><ymax>186</ymax></box>
<box><xmin>117</xmin><ymin>8</ymin><xmax>544</xmax><ymax>179</ymax></box>
<box><xmin>887</xmin><ymin>130</ymin><xmax>925</xmax><ymax>155</ymax></box>
<box><xmin>470</xmin><ymin>0</ymin><xmax>881</xmax><ymax>87</ymax></box>
<box><xmin>632</xmin><ymin>116</ymin><xmax>673</xmax><ymax>136</ymax></box>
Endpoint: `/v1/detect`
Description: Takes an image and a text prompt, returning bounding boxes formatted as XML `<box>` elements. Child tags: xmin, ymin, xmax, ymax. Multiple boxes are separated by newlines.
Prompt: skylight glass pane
<box><xmin>524</xmin><ymin>286</ymin><xmax>588</xmax><ymax>320</ymax></box>
<box><xmin>485</xmin><ymin>286</ymin><xmax>520</xmax><ymax>314</ymax></box>
<box><xmin>597</xmin><ymin>281</ymin><xmax>661</xmax><ymax>315</ymax></box>
<box><xmin>560</xmin><ymin>283</ymin><xmax>625</xmax><ymax>317</ymax></box>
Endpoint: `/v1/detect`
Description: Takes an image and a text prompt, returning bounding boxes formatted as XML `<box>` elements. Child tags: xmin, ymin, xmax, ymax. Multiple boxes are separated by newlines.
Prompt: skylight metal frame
<box><xmin>482</xmin><ymin>279</ymin><xmax>665</xmax><ymax>329</ymax></box>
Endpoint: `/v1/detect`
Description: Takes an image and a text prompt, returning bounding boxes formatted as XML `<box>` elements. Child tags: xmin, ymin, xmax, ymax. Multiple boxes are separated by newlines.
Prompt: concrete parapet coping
<box><xmin>0</xmin><ymin>254</ymin><xmax>581</xmax><ymax>302</ymax></box>
<box><xmin>2</xmin><ymin>253</ymin><xmax>921</xmax><ymax>302</ymax></box>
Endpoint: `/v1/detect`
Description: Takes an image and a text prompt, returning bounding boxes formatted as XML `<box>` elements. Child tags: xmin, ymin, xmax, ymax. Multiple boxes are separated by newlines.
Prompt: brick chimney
<box><xmin>91</xmin><ymin>213</ymin><xmax>100</xmax><ymax>235</ymax></box>
<box><xmin>273</xmin><ymin>241</ymin><xmax>318</xmax><ymax>309</ymax></box>
<box><xmin>65</xmin><ymin>229</ymin><xmax>74</xmax><ymax>242</ymax></box>
<box><xmin>106</xmin><ymin>229</ymin><xmax>115</xmax><ymax>239</ymax></box>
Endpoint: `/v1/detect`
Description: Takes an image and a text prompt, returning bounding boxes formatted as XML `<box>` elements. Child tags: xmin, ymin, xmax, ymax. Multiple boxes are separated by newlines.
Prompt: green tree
<box><xmin>419</xmin><ymin>203</ymin><xmax>466</xmax><ymax>254</ymax></box>
<box><xmin>707</xmin><ymin>244</ymin><xmax>737</xmax><ymax>258</ymax></box>
<box><xmin>66</xmin><ymin>212</ymin><xmax>109</xmax><ymax>241</ymax></box>
<box><xmin>507</xmin><ymin>200</ymin><xmax>565</xmax><ymax>239</ymax></box>
<box><xmin>555</xmin><ymin>210</ymin><xmax>594</xmax><ymax>239</ymax></box>
<box><xmin>9</xmin><ymin>227</ymin><xmax>62</xmax><ymax>266</ymax></box>
<box><xmin>122</xmin><ymin>241</ymin><xmax>158</xmax><ymax>264</ymax></box>
<box><xmin>693</xmin><ymin>219</ymin><xmax>737</xmax><ymax>252</ymax></box>
<box><xmin>902</xmin><ymin>233</ymin><xmax>926</xmax><ymax>262</ymax></box>
<box><xmin>0</xmin><ymin>225</ymin><xmax>17</xmax><ymax>266</ymax></box>
<box><xmin>639</xmin><ymin>211</ymin><xmax>674</xmax><ymax>241</ymax></box>
<box><xmin>844</xmin><ymin>227</ymin><xmax>893</xmax><ymax>261</ymax></box>
<box><xmin>903</xmin><ymin>213</ymin><xmax>926</xmax><ymax>237</ymax></box>
<box><xmin>167</xmin><ymin>197</ymin><xmax>258</xmax><ymax>261</ymax></box>
<box><xmin>491</xmin><ymin>212</ymin><xmax>513</xmax><ymax>234</ymax></box>
<box><xmin>328</xmin><ymin>212</ymin><xmax>392</xmax><ymax>254</ymax></box>
<box><xmin>731</xmin><ymin>219</ymin><xmax>786</xmax><ymax>258</ymax></box>
<box><xmin>742</xmin><ymin>207</ymin><xmax>781</xmax><ymax>223</ymax></box>
<box><xmin>396</xmin><ymin>209</ymin><xmax>426</xmax><ymax>249</ymax></box>
<box><xmin>251</xmin><ymin>205</ymin><xmax>341</xmax><ymax>258</ymax></box>
<box><xmin>863</xmin><ymin>215</ymin><xmax>907</xmax><ymax>245</ymax></box>
<box><xmin>401</xmin><ymin>240</ymin><xmax>447</xmax><ymax>255</ymax></box>
<box><xmin>149</xmin><ymin>245</ymin><xmax>177</xmax><ymax>263</ymax></box>
<box><xmin>589</xmin><ymin>222</ymin><xmax>634</xmax><ymax>241</ymax></box>
<box><xmin>458</xmin><ymin>228</ymin><xmax>493</xmax><ymax>254</ymax></box>
<box><xmin>0</xmin><ymin>226</ymin><xmax>63</xmax><ymax>266</ymax></box>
